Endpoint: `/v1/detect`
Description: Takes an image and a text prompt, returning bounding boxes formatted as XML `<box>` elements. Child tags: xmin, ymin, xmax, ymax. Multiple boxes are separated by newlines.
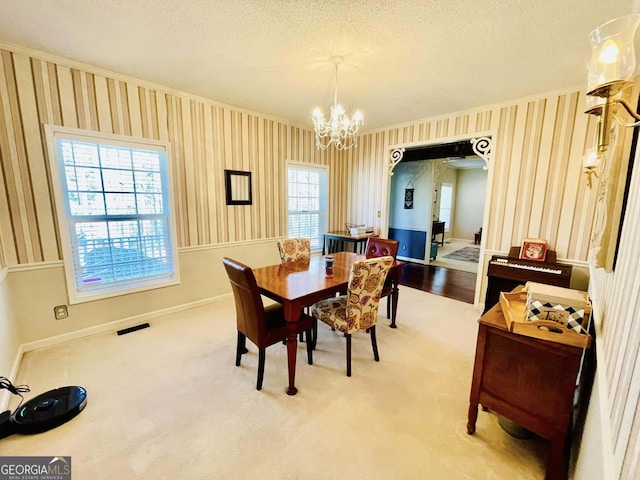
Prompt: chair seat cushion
<box><xmin>310</xmin><ymin>295</ymin><xmax>353</xmax><ymax>333</ymax></box>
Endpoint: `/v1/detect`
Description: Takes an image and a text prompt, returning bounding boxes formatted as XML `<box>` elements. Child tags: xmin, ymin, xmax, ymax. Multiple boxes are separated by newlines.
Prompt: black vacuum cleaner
<box><xmin>0</xmin><ymin>377</ymin><xmax>87</xmax><ymax>439</ymax></box>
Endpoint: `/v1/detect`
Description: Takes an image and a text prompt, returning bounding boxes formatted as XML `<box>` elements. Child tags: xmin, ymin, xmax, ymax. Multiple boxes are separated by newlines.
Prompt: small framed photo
<box><xmin>519</xmin><ymin>238</ymin><xmax>548</xmax><ymax>262</ymax></box>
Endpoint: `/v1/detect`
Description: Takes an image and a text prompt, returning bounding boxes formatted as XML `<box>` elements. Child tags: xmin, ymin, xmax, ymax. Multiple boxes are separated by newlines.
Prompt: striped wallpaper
<box><xmin>589</xmin><ymin>139</ymin><xmax>640</xmax><ymax>480</ymax></box>
<box><xmin>0</xmin><ymin>43</ymin><xmax>601</xmax><ymax>267</ymax></box>
<box><xmin>344</xmin><ymin>92</ymin><xmax>599</xmax><ymax>262</ymax></box>
<box><xmin>0</xmin><ymin>45</ymin><xmax>353</xmax><ymax>268</ymax></box>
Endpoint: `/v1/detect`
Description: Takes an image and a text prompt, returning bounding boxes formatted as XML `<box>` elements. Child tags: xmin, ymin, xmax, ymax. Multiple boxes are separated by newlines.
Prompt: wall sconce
<box><xmin>585</xmin><ymin>14</ymin><xmax>640</xmax><ymax>165</ymax></box>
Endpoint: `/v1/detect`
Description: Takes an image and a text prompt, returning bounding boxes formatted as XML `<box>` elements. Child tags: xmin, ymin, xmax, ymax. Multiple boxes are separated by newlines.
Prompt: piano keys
<box><xmin>484</xmin><ymin>247</ymin><xmax>572</xmax><ymax>313</ymax></box>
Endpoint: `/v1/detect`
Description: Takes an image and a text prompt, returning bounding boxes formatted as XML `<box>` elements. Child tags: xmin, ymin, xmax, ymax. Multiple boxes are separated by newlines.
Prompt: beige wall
<box><xmin>0</xmin><ymin>269</ymin><xmax>19</xmax><ymax>408</ymax></box>
<box><xmin>453</xmin><ymin>168</ymin><xmax>487</xmax><ymax>241</ymax></box>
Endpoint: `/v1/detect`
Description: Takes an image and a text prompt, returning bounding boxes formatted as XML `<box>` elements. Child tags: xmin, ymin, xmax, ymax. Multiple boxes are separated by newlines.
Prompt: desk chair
<box><xmin>365</xmin><ymin>237</ymin><xmax>399</xmax><ymax>320</ymax></box>
<box><xmin>277</xmin><ymin>238</ymin><xmax>311</xmax><ymax>263</ymax></box>
<box><xmin>223</xmin><ymin>257</ymin><xmax>314</xmax><ymax>390</ymax></box>
<box><xmin>310</xmin><ymin>256</ymin><xmax>393</xmax><ymax>377</ymax></box>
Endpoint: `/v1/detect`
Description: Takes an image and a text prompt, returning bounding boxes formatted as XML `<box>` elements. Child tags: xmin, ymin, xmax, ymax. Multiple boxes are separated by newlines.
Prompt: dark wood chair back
<box><xmin>365</xmin><ymin>238</ymin><xmax>399</xmax><ymax>259</ymax></box>
<box><xmin>364</xmin><ymin>238</ymin><xmax>399</xmax><ymax>320</ymax></box>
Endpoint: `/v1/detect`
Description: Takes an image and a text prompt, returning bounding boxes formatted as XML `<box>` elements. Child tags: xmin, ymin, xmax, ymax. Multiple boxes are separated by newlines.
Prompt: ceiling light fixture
<box><xmin>312</xmin><ymin>56</ymin><xmax>363</xmax><ymax>150</ymax></box>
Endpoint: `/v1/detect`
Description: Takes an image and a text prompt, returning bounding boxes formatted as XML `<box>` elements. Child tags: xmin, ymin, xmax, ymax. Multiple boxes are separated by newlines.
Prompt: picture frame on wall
<box><xmin>404</xmin><ymin>180</ymin><xmax>415</xmax><ymax>209</ymax></box>
<box><xmin>519</xmin><ymin>238</ymin><xmax>548</xmax><ymax>262</ymax></box>
<box><xmin>225</xmin><ymin>169</ymin><xmax>252</xmax><ymax>205</ymax></box>
<box><xmin>404</xmin><ymin>188</ymin><xmax>414</xmax><ymax>209</ymax></box>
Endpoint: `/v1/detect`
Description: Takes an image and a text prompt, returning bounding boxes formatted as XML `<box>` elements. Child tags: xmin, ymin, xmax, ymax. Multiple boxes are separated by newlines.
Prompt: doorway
<box><xmin>384</xmin><ymin>135</ymin><xmax>493</xmax><ymax>306</ymax></box>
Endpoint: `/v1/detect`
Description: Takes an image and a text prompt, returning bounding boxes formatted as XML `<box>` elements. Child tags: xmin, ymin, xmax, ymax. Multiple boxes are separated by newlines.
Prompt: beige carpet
<box><xmin>0</xmin><ymin>287</ymin><xmax>548</xmax><ymax>479</ymax></box>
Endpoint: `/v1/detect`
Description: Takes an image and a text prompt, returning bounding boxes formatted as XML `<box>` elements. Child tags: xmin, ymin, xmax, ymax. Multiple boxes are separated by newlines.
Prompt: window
<box><xmin>439</xmin><ymin>183</ymin><xmax>454</xmax><ymax>231</ymax></box>
<box><xmin>286</xmin><ymin>163</ymin><xmax>328</xmax><ymax>252</ymax></box>
<box><xmin>45</xmin><ymin>126</ymin><xmax>179</xmax><ymax>304</ymax></box>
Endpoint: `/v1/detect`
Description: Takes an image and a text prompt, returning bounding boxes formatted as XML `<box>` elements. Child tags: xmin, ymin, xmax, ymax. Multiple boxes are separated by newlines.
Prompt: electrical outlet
<box><xmin>377</xmin><ymin>210</ymin><xmax>381</xmax><ymax>218</ymax></box>
<box><xmin>54</xmin><ymin>305</ymin><xmax>68</xmax><ymax>320</ymax></box>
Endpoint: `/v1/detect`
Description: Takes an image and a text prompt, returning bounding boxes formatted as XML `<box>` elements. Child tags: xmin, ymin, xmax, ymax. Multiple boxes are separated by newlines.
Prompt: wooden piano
<box><xmin>483</xmin><ymin>247</ymin><xmax>572</xmax><ymax>313</ymax></box>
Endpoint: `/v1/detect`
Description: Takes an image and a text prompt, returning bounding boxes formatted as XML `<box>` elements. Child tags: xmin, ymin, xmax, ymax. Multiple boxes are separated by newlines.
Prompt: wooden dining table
<box><xmin>252</xmin><ymin>251</ymin><xmax>403</xmax><ymax>395</ymax></box>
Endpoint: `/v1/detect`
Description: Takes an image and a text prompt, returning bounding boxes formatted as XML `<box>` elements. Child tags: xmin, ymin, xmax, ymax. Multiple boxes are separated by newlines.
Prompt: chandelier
<box><xmin>312</xmin><ymin>56</ymin><xmax>364</xmax><ymax>150</ymax></box>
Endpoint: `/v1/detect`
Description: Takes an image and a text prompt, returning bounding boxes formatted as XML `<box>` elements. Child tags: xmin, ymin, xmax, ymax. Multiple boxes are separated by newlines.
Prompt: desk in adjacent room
<box><xmin>431</xmin><ymin>221</ymin><xmax>445</xmax><ymax>246</ymax></box>
<box><xmin>322</xmin><ymin>231</ymin><xmax>377</xmax><ymax>255</ymax></box>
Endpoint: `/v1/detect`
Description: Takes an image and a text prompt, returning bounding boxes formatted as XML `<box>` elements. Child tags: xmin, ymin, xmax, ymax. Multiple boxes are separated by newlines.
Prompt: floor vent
<box><xmin>117</xmin><ymin>323</ymin><xmax>150</xmax><ymax>336</ymax></box>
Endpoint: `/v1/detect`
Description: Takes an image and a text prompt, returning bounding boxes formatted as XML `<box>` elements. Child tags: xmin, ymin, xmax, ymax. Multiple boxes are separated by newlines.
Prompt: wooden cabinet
<box><xmin>467</xmin><ymin>301</ymin><xmax>588</xmax><ymax>480</ymax></box>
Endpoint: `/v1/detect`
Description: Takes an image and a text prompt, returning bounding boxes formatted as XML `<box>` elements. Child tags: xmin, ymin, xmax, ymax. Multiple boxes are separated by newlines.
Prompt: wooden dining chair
<box><xmin>277</xmin><ymin>238</ymin><xmax>311</xmax><ymax>263</ymax></box>
<box><xmin>365</xmin><ymin>237</ymin><xmax>399</xmax><ymax>320</ymax></box>
<box><xmin>222</xmin><ymin>257</ymin><xmax>314</xmax><ymax>390</ymax></box>
<box><xmin>310</xmin><ymin>256</ymin><xmax>393</xmax><ymax>377</ymax></box>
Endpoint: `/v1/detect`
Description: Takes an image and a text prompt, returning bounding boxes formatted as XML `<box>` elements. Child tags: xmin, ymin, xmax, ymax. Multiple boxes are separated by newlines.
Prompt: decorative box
<box><xmin>525</xmin><ymin>282</ymin><xmax>590</xmax><ymax>333</ymax></box>
<box><xmin>499</xmin><ymin>286</ymin><xmax>592</xmax><ymax>348</ymax></box>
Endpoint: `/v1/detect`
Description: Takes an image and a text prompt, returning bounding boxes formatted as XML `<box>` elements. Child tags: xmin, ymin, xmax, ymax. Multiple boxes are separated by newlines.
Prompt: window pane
<box><xmin>103</xmin><ymin>169</ymin><xmax>134</xmax><ymax>192</ymax></box>
<box><xmin>105</xmin><ymin>193</ymin><xmax>137</xmax><ymax>214</ymax></box>
<box><xmin>135</xmin><ymin>171</ymin><xmax>162</xmax><ymax>193</ymax></box>
<box><xmin>136</xmin><ymin>193</ymin><xmax>163</xmax><ymax>214</ymax></box>
<box><xmin>69</xmin><ymin>192</ymin><xmax>106</xmax><ymax>216</ymax></box>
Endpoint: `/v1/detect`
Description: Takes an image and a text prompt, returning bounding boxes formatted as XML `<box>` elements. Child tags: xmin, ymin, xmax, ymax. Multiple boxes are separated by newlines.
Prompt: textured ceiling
<box><xmin>0</xmin><ymin>0</ymin><xmax>634</xmax><ymax>131</ymax></box>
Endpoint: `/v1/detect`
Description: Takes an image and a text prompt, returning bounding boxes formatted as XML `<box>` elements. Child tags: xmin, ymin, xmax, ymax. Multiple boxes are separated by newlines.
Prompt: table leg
<box><xmin>285</xmin><ymin>329</ymin><xmax>298</xmax><ymax>396</ymax></box>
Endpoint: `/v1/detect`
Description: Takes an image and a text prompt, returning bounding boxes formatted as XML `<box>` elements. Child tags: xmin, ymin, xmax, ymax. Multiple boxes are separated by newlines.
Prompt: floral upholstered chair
<box><xmin>277</xmin><ymin>238</ymin><xmax>311</xmax><ymax>263</ymax></box>
<box><xmin>277</xmin><ymin>237</ymin><xmax>312</xmax><ymax>342</ymax></box>
<box><xmin>310</xmin><ymin>256</ymin><xmax>393</xmax><ymax>377</ymax></box>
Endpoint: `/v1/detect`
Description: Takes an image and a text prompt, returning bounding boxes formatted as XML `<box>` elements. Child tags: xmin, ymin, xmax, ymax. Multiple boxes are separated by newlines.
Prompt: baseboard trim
<box><xmin>0</xmin><ymin>344</ymin><xmax>25</xmax><ymax>412</ymax></box>
<box><xmin>20</xmin><ymin>293</ymin><xmax>232</xmax><ymax>354</ymax></box>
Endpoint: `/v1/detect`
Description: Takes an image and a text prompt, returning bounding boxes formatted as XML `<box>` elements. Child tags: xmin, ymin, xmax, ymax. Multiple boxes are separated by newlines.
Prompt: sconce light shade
<box><xmin>587</xmin><ymin>14</ymin><xmax>640</xmax><ymax>94</ymax></box>
<box><xmin>584</xmin><ymin>13</ymin><xmax>640</xmax><ymax>163</ymax></box>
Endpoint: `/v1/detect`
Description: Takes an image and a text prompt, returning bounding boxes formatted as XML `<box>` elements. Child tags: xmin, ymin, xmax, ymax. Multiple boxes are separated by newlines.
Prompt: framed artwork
<box><xmin>225</xmin><ymin>169</ymin><xmax>252</xmax><ymax>205</ymax></box>
<box><xmin>404</xmin><ymin>180</ymin><xmax>414</xmax><ymax>209</ymax></box>
<box><xmin>519</xmin><ymin>238</ymin><xmax>548</xmax><ymax>262</ymax></box>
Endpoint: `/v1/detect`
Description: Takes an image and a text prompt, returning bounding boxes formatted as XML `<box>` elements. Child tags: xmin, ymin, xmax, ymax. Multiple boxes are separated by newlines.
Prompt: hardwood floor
<box><xmin>400</xmin><ymin>261</ymin><xmax>476</xmax><ymax>304</ymax></box>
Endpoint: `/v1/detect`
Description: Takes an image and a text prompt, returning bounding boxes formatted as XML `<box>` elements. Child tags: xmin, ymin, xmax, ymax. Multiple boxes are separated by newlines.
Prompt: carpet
<box><xmin>2</xmin><ymin>288</ymin><xmax>548</xmax><ymax>479</ymax></box>
<box><xmin>443</xmin><ymin>246</ymin><xmax>480</xmax><ymax>263</ymax></box>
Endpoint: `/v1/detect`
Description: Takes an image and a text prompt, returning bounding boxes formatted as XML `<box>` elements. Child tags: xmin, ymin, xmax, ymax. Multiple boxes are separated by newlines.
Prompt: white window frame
<box><xmin>286</xmin><ymin>161</ymin><xmax>329</xmax><ymax>253</ymax></box>
<box><xmin>45</xmin><ymin>125</ymin><xmax>180</xmax><ymax>304</ymax></box>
